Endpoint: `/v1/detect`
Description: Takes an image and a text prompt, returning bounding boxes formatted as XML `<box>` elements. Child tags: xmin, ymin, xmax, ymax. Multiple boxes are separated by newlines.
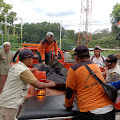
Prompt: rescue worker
<box><xmin>90</xmin><ymin>46</ymin><xmax>106</xmax><ymax>67</ymax></box>
<box><xmin>65</xmin><ymin>45</ymin><xmax>115</xmax><ymax>120</ymax></box>
<box><xmin>104</xmin><ymin>54</ymin><xmax>120</xmax><ymax>83</ymax></box>
<box><xmin>37</xmin><ymin>32</ymin><xmax>58</xmax><ymax>65</ymax></box>
<box><xmin>0</xmin><ymin>42</ymin><xmax>13</xmax><ymax>93</ymax></box>
<box><xmin>0</xmin><ymin>49</ymin><xmax>56</xmax><ymax>120</ymax></box>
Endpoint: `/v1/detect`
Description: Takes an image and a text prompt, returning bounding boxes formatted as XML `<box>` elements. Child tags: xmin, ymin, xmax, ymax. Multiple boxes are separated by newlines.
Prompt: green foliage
<box><xmin>110</xmin><ymin>3</ymin><xmax>120</xmax><ymax>44</ymax></box>
<box><xmin>0</xmin><ymin>0</ymin><xmax>17</xmax><ymax>24</ymax></box>
<box><xmin>92</xmin><ymin>29</ymin><xmax>111</xmax><ymax>40</ymax></box>
<box><xmin>22</xmin><ymin>22</ymin><xmax>65</xmax><ymax>43</ymax></box>
<box><xmin>69</xmin><ymin>51</ymin><xmax>74</xmax><ymax>60</ymax></box>
<box><xmin>110</xmin><ymin>3</ymin><xmax>120</xmax><ymax>24</ymax></box>
<box><xmin>1</xmin><ymin>0</ymin><xmax>120</xmax><ymax>51</ymax></box>
<box><xmin>59</xmin><ymin>39</ymin><xmax>75</xmax><ymax>51</ymax></box>
<box><xmin>0</xmin><ymin>0</ymin><xmax>17</xmax><ymax>48</ymax></box>
<box><xmin>101</xmin><ymin>50</ymin><xmax>120</xmax><ymax>58</ymax></box>
<box><xmin>88</xmin><ymin>36</ymin><xmax>119</xmax><ymax>48</ymax></box>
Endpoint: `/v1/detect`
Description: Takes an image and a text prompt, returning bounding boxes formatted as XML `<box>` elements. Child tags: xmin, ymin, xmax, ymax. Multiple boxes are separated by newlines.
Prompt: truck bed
<box><xmin>17</xmin><ymin>95</ymin><xmax>79</xmax><ymax>120</ymax></box>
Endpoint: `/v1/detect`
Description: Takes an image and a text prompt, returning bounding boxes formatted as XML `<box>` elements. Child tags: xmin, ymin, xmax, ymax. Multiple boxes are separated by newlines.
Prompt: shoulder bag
<box><xmin>84</xmin><ymin>64</ymin><xmax>117</xmax><ymax>102</ymax></box>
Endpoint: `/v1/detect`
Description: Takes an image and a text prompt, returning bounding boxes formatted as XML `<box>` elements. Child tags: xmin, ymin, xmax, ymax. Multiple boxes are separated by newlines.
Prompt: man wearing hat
<box><xmin>90</xmin><ymin>46</ymin><xmax>106</xmax><ymax>67</ymax></box>
<box><xmin>0</xmin><ymin>42</ymin><xmax>13</xmax><ymax>93</ymax></box>
<box><xmin>104</xmin><ymin>54</ymin><xmax>120</xmax><ymax>83</ymax></box>
<box><xmin>37</xmin><ymin>32</ymin><xmax>58</xmax><ymax>65</ymax></box>
<box><xmin>0</xmin><ymin>49</ymin><xmax>56</xmax><ymax>120</ymax></box>
<box><xmin>65</xmin><ymin>45</ymin><xmax>115</xmax><ymax>120</ymax></box>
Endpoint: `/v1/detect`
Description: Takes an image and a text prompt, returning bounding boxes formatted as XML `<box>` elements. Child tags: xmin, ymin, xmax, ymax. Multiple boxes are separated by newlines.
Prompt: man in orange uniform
<box><xmin>37</xmin><ymin>32</ymin><xmax>58</xmax><ymax>65</ymax></box>
<box><xmin>65</xmin><ymin>45</ymin><xmax>115</xmax><ymax>120</ymax></box>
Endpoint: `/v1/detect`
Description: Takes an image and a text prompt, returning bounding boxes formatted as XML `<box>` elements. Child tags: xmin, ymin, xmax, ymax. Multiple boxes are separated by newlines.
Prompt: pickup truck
<box><xmin>13</xmin><ymin>45</ymin><xmax>74</xmax><ymax>70</ymax></box>
<box><xmin>13</xmin><ymin>44</ymin><xmax>74</xmax><ymax>94</ymax></box>
<box><xmin>14</xmin><ymin>44</ymin><xmax>120</xmax><ymax>120</ymax></box>
<box><xmin>13</xmin><ymin>44</ymin><xmax>79</xmax><ymax>120</ymax></box>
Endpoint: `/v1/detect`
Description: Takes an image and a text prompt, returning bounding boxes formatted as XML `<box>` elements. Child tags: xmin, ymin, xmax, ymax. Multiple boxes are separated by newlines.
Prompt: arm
<box><xmin>109</xmin><ymin>81</ymin><xmax>120</xmax><ymax>90</ymax></box>
<box><xmin>114</xmin><ymin>54</ymin><xmax>120</xmax><ymax>58</ymax></box>
<box><xmin>106</xmin><ymin>72</ymin><xmax>120</xmax><ymax>83</ymax></box>
<box><xmin>54</xmin><ymin>41</ymin><xmax>58</xmax><ymax>58</ymax></box>
<box><xmin>30</xmin><ymin>80</ymin><xmax>56</xmax><ymax>89</ymax></box>
<box><xmin>20</xmin><ymin>70</ymin><xmax>56</xmax><ymax>89</ymax></box>
<box><xmin>37</xmin><ymin>43</ymin><xmax>45</xmax><ymax>63</ymax></box>
<box><xmin>65</xmin><ymin>67</ymin><xmax>76</xmax><ymax>110</ymax></box>
<box><xmin>103</xmin><ymin>56</ymin><xmax>106</xmax><ymax>61</ymax></box>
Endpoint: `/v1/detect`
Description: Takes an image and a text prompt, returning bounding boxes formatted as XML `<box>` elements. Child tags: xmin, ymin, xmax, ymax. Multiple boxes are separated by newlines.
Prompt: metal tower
<box><xmin>78</xmin><ymin>0</ymin><xmax>92</xmax><ymax>46</ymax></box>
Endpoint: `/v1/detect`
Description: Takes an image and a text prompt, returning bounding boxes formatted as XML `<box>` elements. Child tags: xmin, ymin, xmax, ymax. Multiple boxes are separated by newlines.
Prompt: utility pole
<box><xmin>59</xmin><ymin>21</ymin><xmax>62</xmax><ymax>49</ymax></box>
<box><xmin>13</xmin><ymin>16</ymin><xmax>15</xmax><ymax>46</ymax></box>
<box><xmin>0</xmin><ymin>30</ymin><xmax>3</xmax><ymax>46</ymax></box>
<box><xmin>78</xmin><ymin>0</ymin><xmax>92</xmax><ymax>46</ymax></box>
<box><xmin>20</xmin><ymin>18</ymin><xmax>23</xmax><ymax>44</ymax></box>
<box><xmin>5</xmin><ymin>14</ymin><xmax>7</xmax><ymax>41</ymax></box>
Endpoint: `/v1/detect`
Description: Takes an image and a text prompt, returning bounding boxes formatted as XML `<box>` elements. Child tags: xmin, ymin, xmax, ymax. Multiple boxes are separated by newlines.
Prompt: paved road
<box><xmin>63</xmin><ymin>52</ymin><xmax>75</xmax><ymax>63</ymax></box>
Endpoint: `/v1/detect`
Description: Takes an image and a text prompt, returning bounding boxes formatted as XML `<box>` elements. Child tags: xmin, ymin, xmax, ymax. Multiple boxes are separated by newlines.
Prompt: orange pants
<box><xmin>0</xmin><ymin>75</ymin><xmax>7</xmax><ymax>93</ymax></box>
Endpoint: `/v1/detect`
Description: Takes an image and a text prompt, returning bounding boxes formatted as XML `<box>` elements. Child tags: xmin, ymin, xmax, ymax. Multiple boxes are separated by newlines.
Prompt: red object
<box><xmin>116</xmin><ymin>20</ymin><xmax>120</xmax><ymax>28</ymax></box>
<box><xmin>99</xmin><ymin>67</ymin><xmax>107</xmax><ymax>72</ymax></box>
<box><xmin>33</xmin><ymin>70</ymin><xmax>47</xmax><ymax>96</ymax></box>
<box><xmin>114</xmin><ymin>96</ymin><xmax>120</xmax><ymax>110</ymax></box>
<box><xmin>14</xmin><ymin>46</ymin><xmax>74</xmax><ymax>70</ymax></box>
<box><xmin>33</xmin><ymin>70</ymin><xmax>46</xmax><ymax>81</ymax></box>
<box><xmin>64</xmin><ymin>63</ymin><xmax>74</xmax><ymax>70</ymax></box>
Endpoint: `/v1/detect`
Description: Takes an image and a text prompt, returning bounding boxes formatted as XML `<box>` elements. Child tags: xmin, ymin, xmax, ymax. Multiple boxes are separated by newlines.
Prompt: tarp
<box><xmin>17</xmin><ymin>95</ymin><xmax>79</xmax><ymax>120</ymax></box>
<box><xmin>33</xmin><ymin>59</ymin><xmax>68</xmax><ymax>85</ymax></box>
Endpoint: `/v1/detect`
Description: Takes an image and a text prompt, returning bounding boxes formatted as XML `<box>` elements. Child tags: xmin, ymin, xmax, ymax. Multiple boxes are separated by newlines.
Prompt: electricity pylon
<box><xmin>78</xmin><ymin>0</ymin><xmax>92</xmax><ymax>46</ymax></box>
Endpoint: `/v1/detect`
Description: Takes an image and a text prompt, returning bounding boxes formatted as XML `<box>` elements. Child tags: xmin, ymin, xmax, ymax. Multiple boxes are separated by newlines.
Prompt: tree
<box><xmin>60</xmin><ymin>38</ymin><xmax>75</xmax><ymax>51</ymax></box>
<box><xmin>21</xmin><ymin>22</ymin><xmax>70</xmax><ymax>44</ymax></box>
<box><xmin>92</xmin><ymin>29</ymin><xmax>111</xmax><ymax>41</ymax></box>
<box><xmin>88</xmin><ymin>36</ymin><xmax>119</xmax><ymax>48</ymax></box>
<box><xmin>110</xmin><ymin>3</ymin><xmax>120</xmax><ymax>45</ymax></box>
<box><xmin>0</xmin><ymin>0</ymin><xmax>17</xmax><ymax>24</ymax></box>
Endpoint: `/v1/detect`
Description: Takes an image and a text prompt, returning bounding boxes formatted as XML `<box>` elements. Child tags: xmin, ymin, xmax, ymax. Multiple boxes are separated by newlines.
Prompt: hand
<box><xmin>30</xmin><ymin>67</ymin><xmax>38</xmax><ymax>72</ymax></box>
<box><xmin>34</xmin><ymin>54</ymin><xmax>38</xmax><ymax>58</ymax></box>
<box><xmin>47</xmin><ymin>81</ymin><xmax>56</xmax><ymax>87</ymax></box>
<box><xmin>55</xmin><ymin>56</ymin><xmax>57</xmax><ymax>59</ymax></box>
<box><xmin>42</xmin><ymin>61</ymin><xmax>45</xmax><ymax>64</ymax></box>
<box><xmin>114</xmin><ymin>54</ymin><xmax>120</xmax><ymax>58</ymax></box>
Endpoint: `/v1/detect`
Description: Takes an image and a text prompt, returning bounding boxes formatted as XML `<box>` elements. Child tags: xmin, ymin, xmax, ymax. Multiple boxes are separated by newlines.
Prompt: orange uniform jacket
<box><xmin>37</xmin><ymin>39</ymin><xmax>58</xmax><ymax>61</ymax></box>
<box><xmin>65</xmin><ymin>61</ymin><xmax>113</xmax><ymax>112</ymax></box>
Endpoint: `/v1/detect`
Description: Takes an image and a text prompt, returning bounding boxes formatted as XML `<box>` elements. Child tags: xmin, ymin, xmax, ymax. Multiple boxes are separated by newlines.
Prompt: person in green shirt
<box><xmin>0</xmin><ymin>42</ymin><xmax>13</xmax><ymax>93</ymax></box>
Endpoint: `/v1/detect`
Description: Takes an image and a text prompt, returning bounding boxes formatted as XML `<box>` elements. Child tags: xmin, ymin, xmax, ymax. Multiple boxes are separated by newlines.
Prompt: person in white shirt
<box><xmin>104</xmin><ymin>54</ymin><xmax>120</xmax><ymax>83</ymax></box>
<box><xmin>0</xmin><ymin>49</ymin><xmax>56</xmax><ymax>120</ymax></box>
<box><xmin>90</xmin><ymin>46</ymin><xmax>106</xmax><ymax>67</ymax></box>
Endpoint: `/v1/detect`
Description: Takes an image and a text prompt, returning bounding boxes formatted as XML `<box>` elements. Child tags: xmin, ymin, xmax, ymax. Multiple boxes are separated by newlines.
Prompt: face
<box><xmin>25</xmin><ymin>57</ymin><xmax>34</xmax><ymax>67</ymax></box>
<box><xmin>94</xmin><ymin>49</ymin><xmax>101</xmax><ymax>56</ymax></box>
<box><xmin>46</xmin><ymin>36</ymin><xmax>53</xmax><ymax>43</ymax></box>
<box><xmin>4</xmin><ymin>44</ymin><xmax>11</xmax><ymax>53</ymax></box>
<box><xmin>105</xmin><ymin>62</ymin><xmax>116</xmax><ymax>69</ymax></box>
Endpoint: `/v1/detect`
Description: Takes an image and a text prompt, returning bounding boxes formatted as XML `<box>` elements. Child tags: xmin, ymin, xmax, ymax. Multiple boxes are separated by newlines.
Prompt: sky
<box><xmin>3</xmin><ymin>0</ymin><xmax>120</xmax><ymax>33</ymax></box>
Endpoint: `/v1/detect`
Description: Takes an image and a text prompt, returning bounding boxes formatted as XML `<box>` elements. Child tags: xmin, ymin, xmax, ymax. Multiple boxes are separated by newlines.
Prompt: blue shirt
<box><xmin>109</xmin><ymin>81</ymin><xmax>120</xmax><ymax>90</ymax></box>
